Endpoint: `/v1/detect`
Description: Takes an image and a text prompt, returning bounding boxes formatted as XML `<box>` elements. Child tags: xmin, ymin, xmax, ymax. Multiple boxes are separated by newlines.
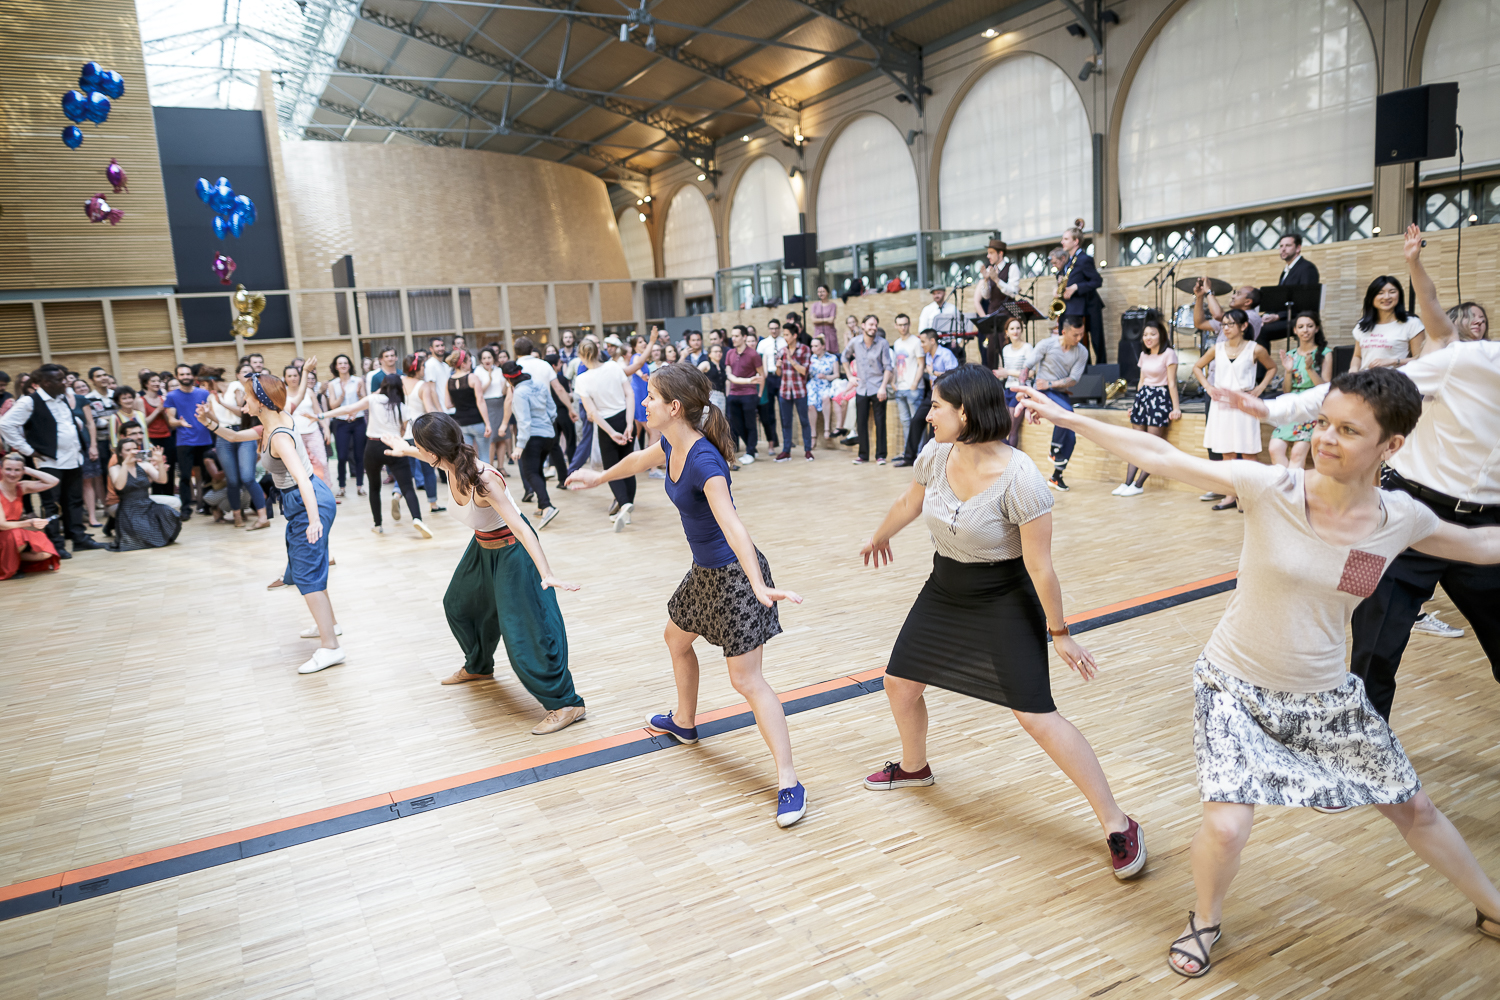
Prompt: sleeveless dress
<box><xmin>810</xmin><ymin>300</ymin><xmax>838</xmax><ymax>352</ymax></box>
<box><xmin>111</xmin><ymin>464</ymin><xmax>182</xmax><ymax>551</ymax></box>
<box><xmin>442</xmin><ymin>462</ymin><xmax>583</xmax><ymax>710</ymax></box>
<box><xmin>1202</xmin><ymin>342</ymin><xmax>1263</xmax><ymax>454</ymax></box>
<box><xmin>0</xmin><ymin>489</ymin><xmax>59</xmax><ymax>578</ymax></box>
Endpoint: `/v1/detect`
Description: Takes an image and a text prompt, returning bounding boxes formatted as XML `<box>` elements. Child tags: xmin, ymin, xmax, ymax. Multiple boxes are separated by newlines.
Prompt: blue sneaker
<box><xmin>775</xmin><ymin>782</ymin><xmax>807</xmax><ymax>828</ymax></box>
<box><xmin>645</xmin><ymin>711</ymin><xmax>698</xmax><ymax>745</ymax></box>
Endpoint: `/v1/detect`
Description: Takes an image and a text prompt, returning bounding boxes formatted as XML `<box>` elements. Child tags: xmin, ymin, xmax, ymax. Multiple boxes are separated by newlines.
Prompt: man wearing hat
<box><xmin>917</xmin><ymin>285</ymin><xmax>965</xmax><ymax>361</ymax></box>
<box><xmin>976</xmin><ymin>239</ymin><xmax>1020</xmax><ymax>368</ymax></box>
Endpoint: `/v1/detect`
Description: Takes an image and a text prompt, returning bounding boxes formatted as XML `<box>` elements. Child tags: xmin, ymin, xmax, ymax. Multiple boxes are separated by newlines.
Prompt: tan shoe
<box><xmin>441</xmin><ymin>669</ymin><xmax>489</xmax><ymax>685</ymax></box>
<box><xmin>531</xmin><ymin>705</ymin><xmax>587</xmax><ymax>735</ymax></box>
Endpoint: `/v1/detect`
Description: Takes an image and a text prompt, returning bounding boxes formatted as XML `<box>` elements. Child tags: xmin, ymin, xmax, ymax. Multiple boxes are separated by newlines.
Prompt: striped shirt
<box><xmin>914</xmin><ymin>442</ymin><xmax>1053</xmax><ymax>562</ymax></box>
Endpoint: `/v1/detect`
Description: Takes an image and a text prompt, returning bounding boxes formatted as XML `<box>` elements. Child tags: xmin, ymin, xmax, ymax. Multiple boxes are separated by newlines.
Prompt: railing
<box><xmin>0</xmin><ymin>279</ymin><xmax>676</xmax><ymax>376</ymax></box>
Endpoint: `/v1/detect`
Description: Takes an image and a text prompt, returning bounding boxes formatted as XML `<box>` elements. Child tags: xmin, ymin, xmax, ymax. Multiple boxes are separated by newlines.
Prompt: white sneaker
<box><xmin>739</xmin><ymin>454</ymin><xmax>755</xmax><ymax>465</ymax></box>
<box><xmin>612</xmin><ymin>501</ymin><xmax>633</xmax><ymax>532</ymax></box>
<box><xmin>299</xmin><ymin>623</ymin><xmax>343</xmax><ymax>639</ymax></box>
<box><xmin>298</xmin><ymin>646</ymin><xmax>346</xmax><ymax>674</ymax></box>
<box><xmin>391</xmin><ymin>494</ymin><xmax>402</xmax><ymax>521</ymax></box>
<box><xmin>1111</xmin><ymin>483</ymin><xmax>1129</xmax><ymax>496</ymax></box>
<box><xmin>539</xmin><ymin>506</ymin><xmax>561</xmax><ymax>529</ymax></box>
<box><xmin>1412</xmin><ymin>612</ymin><xmax>1464</xmax><ymax>637</ymax></box>
<box><xmin>1121</xmin><ymin>484</ymin><xmax>1144</xmax><ymax>497</ymax></box>
<box><xmin>412</xmin><ymin>518</ymin><xmax>433</xmax><ymax>539</ymax></box>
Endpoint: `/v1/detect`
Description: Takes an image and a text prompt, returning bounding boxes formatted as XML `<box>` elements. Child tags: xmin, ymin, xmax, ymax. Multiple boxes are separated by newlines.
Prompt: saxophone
<box><xmin>1049</xmin><ymin>252</ymin><xmax>1076</xmax><ymax>320</ymax></box>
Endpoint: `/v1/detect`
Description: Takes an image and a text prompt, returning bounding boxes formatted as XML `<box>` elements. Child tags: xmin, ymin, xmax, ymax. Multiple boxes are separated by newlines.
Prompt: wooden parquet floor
<box><xmin>3</xmin><ymin>438</ymin><xmax>1499</xmax><ymax>999</ymax></box>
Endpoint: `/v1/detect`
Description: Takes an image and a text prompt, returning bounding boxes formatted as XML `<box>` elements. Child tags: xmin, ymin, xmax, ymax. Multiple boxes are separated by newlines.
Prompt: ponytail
<box><xmin>700</xmin><ymin>403</ymin><xmax>736</xmax><ymax>465</ymax></box>
<box><xmin>649</xmin><ymin>363</ymin><xmax>735</xmax><ymax>464</ymax></box>
<box><xmin>411</xmin><ymin>412</ymin><xmax>488</xmax><ymax>499</ymax></box>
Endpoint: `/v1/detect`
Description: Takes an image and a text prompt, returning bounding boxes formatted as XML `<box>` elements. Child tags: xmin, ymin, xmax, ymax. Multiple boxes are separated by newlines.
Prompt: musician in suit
<box><xmin>1059</xmin><ymin>225</ymin><xmax>1106</xmax><ymax>363</ymax></box>
<box><xmin>1257</xmin><ymin>234</ymin><xmax>1320</xmax><ymax>347</ymax></box>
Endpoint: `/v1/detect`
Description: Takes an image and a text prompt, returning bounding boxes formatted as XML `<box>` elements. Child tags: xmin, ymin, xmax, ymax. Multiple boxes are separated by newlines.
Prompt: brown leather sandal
<box><xmin>1167</xmin><ymin>911</ymin><xmax>1222</xmax><ymax>978</ymax></box>
<box><xmin>1479</xmin><ymin>910</ymin><xmax>1500</xmax><ymax>941</ymax></box>
<box><xmin>440</xmin><ymin>669</ymin><xmax>489</xmax><ymax>685</ymax></box>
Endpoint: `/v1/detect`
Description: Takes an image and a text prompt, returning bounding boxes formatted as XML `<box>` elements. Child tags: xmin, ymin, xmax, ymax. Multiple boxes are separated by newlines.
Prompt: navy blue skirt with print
<box><xmin>281</xmin><ymin>475</ymin><xmax>336</xmax><ymax>594</ymax></box>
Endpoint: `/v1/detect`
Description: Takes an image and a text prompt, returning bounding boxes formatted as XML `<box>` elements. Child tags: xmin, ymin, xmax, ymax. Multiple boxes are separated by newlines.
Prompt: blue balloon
<box><xmin>233</xmin><ymin>194</ymin><xmax>256</xmax><ymax>226</ymax></box>
<box><xmin>210</xmin><ymin>178</ymin><xmax>235</xmax><ymax>214</ymax></box>
<box><xmin>229</xmin><ymin>211</ymin><xmax>245</xmax><ymax>237</ymax></box>
<box><xmin>85</xmin><ymin>92</ymin><xmax>111</xmax><ymax>123</ymax></box>
<box><xmin>213</xmin><ymin>215</ymin><xmax>228</xmax><ymax>240</ymax></box>
<box><xmin>61</xmin><ymin>126</ymin><xmax>84</xmax><ymax>149</ymax></box>
<box><xmin>98</xmin><ymin>70</ymin><xmax>125</xmax><ymax>100</ymax></box>
<box><xmin>62</xmin><ymin>90</ymin><xmax>89</xmax><ymax>123</ymax></box>
<box><xmin>79</xmin><ymin>61</ymin><xmax>104</xmax><ymax>91</ymax></box>
<box><xmin>195</xmin><ymin>178</ymin><xmax>212</xmax><ymax>204</ymax></box>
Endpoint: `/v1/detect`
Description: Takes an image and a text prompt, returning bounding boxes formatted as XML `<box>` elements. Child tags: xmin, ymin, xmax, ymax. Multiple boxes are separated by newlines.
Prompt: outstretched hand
<box><xmin>1205</xmin><ymin>385</ymin><xmax>1270</xmax><ymax>419</ymax></box>
<box><xmin>1015</xmin><ymin>385</ymin><xmax>1068</xmax><ymax>425</ymax></box>
<box><xmin>1403</xmin><ymin>222</ymin><xmax>1424</xmax><ymax>264</ymax></box>
<box><xmin>861</xmin><ymin>536</ymin><xmax>893</xmax><ymax>568</ymax></box>
<box><xmin>757</xmin><ymin>587</ymin><xmax>803</xmax><ymax>608</ymax></box>
<box><xmin>565</xmin><ymin>469</ymin><xmax>602</xmax><ymax>490</ymax></box>
<box><xmin>378</xmin><ymin>432</ymin><xmax>409</xmax><ymax>457</ymax></box>
<box><xmin>541</xmin><ymin>576</ymin><xmax>580</xmax><ymax>592</ymax></box>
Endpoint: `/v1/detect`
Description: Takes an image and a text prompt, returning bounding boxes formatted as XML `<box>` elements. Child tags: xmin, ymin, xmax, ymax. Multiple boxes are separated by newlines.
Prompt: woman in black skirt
<box><xmin>859</xmin><ymin>364</ymin><xmax>1146</xmax><ymax>879</ymax></box>
<box><xmin>566</xmin><ymin>364</ymin><xmax>809</xmax><ymax>828</ymax></box>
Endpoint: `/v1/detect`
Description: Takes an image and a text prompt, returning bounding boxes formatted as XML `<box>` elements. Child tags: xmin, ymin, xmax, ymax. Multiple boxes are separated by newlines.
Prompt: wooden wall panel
<box><xmin>42</xmin><ymin>301</ymin><xmax>106</xmax><ymax>352</ymax></box>
<box><xmin>0</xmin><ymin>304</ymin><xmax>40</xmax><ymax>355</ymax></box>
<box><xmin>111</xmin><ymin>298</ymin><xmax>171</xmax><ymax>348</ymax></box>
<box><xmin>0</xmin><ymin>0</ymin><xmax>176</xmax><ymax>290</ymax></box>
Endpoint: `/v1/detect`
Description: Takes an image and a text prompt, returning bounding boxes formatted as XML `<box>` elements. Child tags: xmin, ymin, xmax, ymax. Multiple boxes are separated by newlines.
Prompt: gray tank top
<box><xmin>263</xmin><ymin>426</ymin><xmax>313</xmax><ymax>489</ymax></box>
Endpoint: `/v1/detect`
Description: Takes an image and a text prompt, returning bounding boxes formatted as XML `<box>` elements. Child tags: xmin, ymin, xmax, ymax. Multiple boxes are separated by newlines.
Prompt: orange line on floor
<box><xmin>1</xmin><ymin>570</ymin><xmax>1236</xmax><ymax>905</ymax></box>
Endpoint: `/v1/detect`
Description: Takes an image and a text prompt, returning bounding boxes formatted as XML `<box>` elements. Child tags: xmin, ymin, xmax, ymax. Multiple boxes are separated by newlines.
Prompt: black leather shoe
<box><xmin>56</xmin><ymin>547</ymin><xmax>73</xmax><ymax>560</ymax></box>
<box><xmin>72</xmin><ymin>537</ymin><xmax>106</xmax><ymax>551</ymax></box>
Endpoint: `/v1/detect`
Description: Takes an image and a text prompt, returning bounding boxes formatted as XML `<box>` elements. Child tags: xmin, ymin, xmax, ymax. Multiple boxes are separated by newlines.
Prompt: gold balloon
<box><xmin>230</xmin><ymin>283</ymin><xmax>266</xmax><ymax>338</ymax></box>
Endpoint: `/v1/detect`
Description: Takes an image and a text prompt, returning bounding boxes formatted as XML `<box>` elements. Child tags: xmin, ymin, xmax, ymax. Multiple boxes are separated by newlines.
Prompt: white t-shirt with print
<box><xmin>1352</xmin><ymin>316</ymin><xmax>1424</xmax><ymax>366</ymax></box>
<box><xmin>892</xmin><ymin>334</ymin><xmax>924</xmax><ymax>391</ymax></box>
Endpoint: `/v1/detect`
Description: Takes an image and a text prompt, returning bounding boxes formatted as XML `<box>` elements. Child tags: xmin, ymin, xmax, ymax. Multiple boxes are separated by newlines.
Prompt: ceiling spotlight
<box><xmin>1079</xmin><ymin>57</ymin><xmax>1102</xmax><ymax>80</ymax></box>
<box><xmin>645</xmin><ymin>29</ymin><xmax>657</xmax><ymax>52</ymax></box>
<box><xmin>982</xmin><ymin>28</ymin><xmax>997</xmax><ymax>38</ymax></box>
<box><xmin>1470</xmin><ymin>213</ymin><xmax>1480</xmax><ymax>222</ymax></box>
<box><xmin>638</xmin><ymin>212</ymin><xmax>647</xmax><ymax>223</ymax></box>
<box><xmin>740</xmin><ymin>134</ymin><xmax>750</xmax><ymax>142</ymax></box>
<box><xmin>620</xmin><ymin>23</ymin><xmax>629</xmax><ymax>42</ymax></box>
<box><xmin>894</xmin><ymin>93</ymin><xmax>911</xmax><ymax>104</ymax></box>
<box><xmin>697</xmin><ymin>173</ymin><xmax>706</xmax><ymax>181</ymax></box>
<box><xmin>1066</xmin><ymin>23</ymin><xmax>1087</xmax><ymax>38</ymax></box>
<box><xmin>643</xmin><ymin>195</ymin><xmax>651</xmax><ymax>203</ymax></box>
<box><xmin>636</xmin><ymin>198</ymin><xmax>643</xmax><ymax>205</ymax></box>
<box><xmin>1156</xmin><ymin>253</ymin><xmax>1165</xmax><ymax>261</ymax></box>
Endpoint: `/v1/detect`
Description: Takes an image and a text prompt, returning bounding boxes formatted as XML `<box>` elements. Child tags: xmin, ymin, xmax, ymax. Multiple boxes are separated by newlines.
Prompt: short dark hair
<box><xmin>115</xmin><ymin>385</ymin><xmax>136</xmax><ymax>399</ymax></box>
<box><xmin>1239</xmin><ymin>286</ymin><xmax>1260</xmax><ymax>307</ymax></box>
<box><xmin>1061</xmin><ymin>315</ymin><xmax>1086</xmax><ymax>330</ymax></box>
<box><xmin>1283</xmin><ymin>233</ymin><xmax>1304</xmax><ymax>247</ymax></box>
<box><xmin>88</xmin><ymin>366</ymin><xmax>106</xmax><ymax>378</ymax></box>
<box><xmin>894</xmin><ymin>313</ymin><xmax>910</xmax><ymax>323</ymax></box>
<box><xmin>1328</xmin><ymin>368</ymin><xmax>1422</xmax><ymax>441</ymax></box>
<box><xmin>933</xmin><ymin>364</ymin><xmax>1011</xmax><ymax>443</ymax></box>
<box><xmin>513</xmin><ymin>336</ymin><xmax>536</xmax><ymax>357</ymax></box>
<box><xmin>731</xmin><ymin>325</ymin><xmax>748</xmax><ymax>338</ymax></box>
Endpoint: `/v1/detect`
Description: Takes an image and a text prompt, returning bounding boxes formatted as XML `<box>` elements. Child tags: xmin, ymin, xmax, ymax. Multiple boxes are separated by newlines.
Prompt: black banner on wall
<box><xmin>153</xmin><ymin>107</ymin><xmax>289</xmax><ymax>344</ymax></box>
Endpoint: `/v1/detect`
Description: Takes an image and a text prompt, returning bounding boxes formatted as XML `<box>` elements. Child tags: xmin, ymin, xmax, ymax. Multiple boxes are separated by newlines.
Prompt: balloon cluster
<box><xmin>60</xmin><ymin>61</ymin><xmax>124</xmax><ymax>148</ymax></box>
<box><xmin>84</xmin><ymin>194</ymin><xmax>124</xmax><ymax>226</ymax></box>
<box><xmin>230</xmin><ymin>284</ymin><xmax>266</xmax><ymax>338</ymax></box>
<box><xmin>195</xmin><ymin>176</ymin><xmax>257</xmax><ymax>239</ymax></box>
<box><xmin>211</xmin><ymin>253</ymin><xmax>237</xmax><ymax>286</ymax></box>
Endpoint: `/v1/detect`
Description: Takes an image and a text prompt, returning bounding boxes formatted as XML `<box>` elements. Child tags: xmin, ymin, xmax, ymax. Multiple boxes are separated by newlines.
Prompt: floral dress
<box><xmin>805</xmin><ymin>352</ymin><xmax>840</xmax><ymax>409</ymax></box>
<box><xmin>1272</xmin><ymin>349</ymin><xmax>1319</xmax><ymax>442</ymax></box>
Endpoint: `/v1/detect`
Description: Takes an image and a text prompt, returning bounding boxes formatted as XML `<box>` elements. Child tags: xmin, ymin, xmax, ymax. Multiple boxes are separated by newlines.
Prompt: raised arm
<box><xmin>322</xmin><ymin>394</ymin><xmax>374</xmax><ymax>421</ymax></box>
<box><xmin>860</xmin><ymin>479</ymin><xmax>925</xmax><ymax>567</ymax></box>
<box><xmin>197</xmin><ymin>402</ymin><xmax>260</xmax><ymax>442</ymax></box>
<box><xmin>1017</xmin><ymin>386</ymin><xmax>1237</xmax><ymax>496</ymax></box>
<box><xmin>703</xmin><ymin>475</ymin><xmax>801</xmax><ymax>607</ymax></box>
<box><xmin>1405</xmin><ymin>223</ymin><xmax>1458</xmax><ymax>353</ymax></box>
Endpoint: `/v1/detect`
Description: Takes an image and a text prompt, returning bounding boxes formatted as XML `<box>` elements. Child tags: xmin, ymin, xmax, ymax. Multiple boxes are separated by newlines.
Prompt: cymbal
<box><xmin>1175</xmin><ymin>276</ymin><xmax>1232</xmax><ymax>296</ymax></box>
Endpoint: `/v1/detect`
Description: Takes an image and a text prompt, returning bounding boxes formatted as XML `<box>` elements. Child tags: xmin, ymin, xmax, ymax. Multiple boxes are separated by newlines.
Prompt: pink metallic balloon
<box><xmin>211</xmin><ymin>253</ymin><xmax>237</xmax><ymax>286</ymax></box>
<box><xmin>105</xmin><ymin>158</ymin><xmax>128</xmax><ymax>194</ymax></box>
<box><xmin>84</xmin><ymin>193</ymin><xmax>123</xmax><ymax>225</ymax></box>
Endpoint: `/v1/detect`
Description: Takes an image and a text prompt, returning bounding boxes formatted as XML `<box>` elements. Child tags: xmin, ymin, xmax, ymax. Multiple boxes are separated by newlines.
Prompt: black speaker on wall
<box><xmin>782</xmin><ymin>232</ymin><xmax>817</xmax><ymax>269</ymax></box>
<box><xmin>1374</xmin><ymin>83</ymin><xmax>1459</xmax><ymax>166</ymax></box>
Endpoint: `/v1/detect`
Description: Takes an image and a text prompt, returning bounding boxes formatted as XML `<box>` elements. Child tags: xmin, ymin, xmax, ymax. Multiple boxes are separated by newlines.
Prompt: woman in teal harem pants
<box><xmin>380</xmin><ymin>411</ymin><xmax>587</xmax><ymax>736</ymax></box>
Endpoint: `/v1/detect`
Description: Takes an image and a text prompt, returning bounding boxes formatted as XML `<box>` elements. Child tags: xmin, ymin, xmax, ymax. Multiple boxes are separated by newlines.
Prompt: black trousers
<box><xmin>1085</xmin><ymin>302</ymin><xmax>1107</xmax><ymax>363</ymax></box>
<box><xmin>553</xmin><ymin>409</ymin><xmax>576</xmax><ymax>464</ymax></box>
<box><xmin>177</xmin><ymin>443</ymin><xmax>213</xmax><ymax>513</ymax></box>
<box><xmin>332</xmin><ymin>418</ymin><xmax>366</xmax><ymax>488</ymax></box>
<box><xmin>854</xmin><ymin>394</ymin><xmax>888</xmax><ymax>461</ymax></box>
<box><xmin>597</xmin><ymin>411</ymin><xmax>637</xmax><ymax>505</ymax></box>
<box><xmin>758</xmin><ymin>374</ymin><xmax>781</xmax><ymax>448</ymax></box>
<box><xmin>363</xmin><ymin>438</ymin><xmax>421</xmax><ymax>526</ymax></box>
<box><xmin>727</xmin><ymin>395</ymin><xmax>758</xmax><ymax>457</ymax></box>
<box><xmin>1351</xmin><ymin>487</ymin><xmax>1500</xmax><ymax>720</ymax></box>
<box><xmin>520</xmin><ymin>435</ymin><xmax>556</xmax><ymax>509</ymax></box>
<box><xmin>39</xmin><ymin>464</ymin><xmax>87</xmax><ymax>545</ymax></box>
<box><xmin>149</xmin><ymin>436</ymin><xmax>176</xmax><ymax>495</ymax></box>
<box><xmin>902</xmin><ymin>391</ymin><xmax>932</xmax><ymax>463</ymax></box>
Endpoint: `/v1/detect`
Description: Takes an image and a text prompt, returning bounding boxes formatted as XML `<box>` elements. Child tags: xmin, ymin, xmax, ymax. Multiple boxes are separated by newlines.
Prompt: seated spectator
<box><xmin>108</xmin><ymin>439</ymin><xmax>181</xmax><ymax>551</ymax></box>
<box><xmin>0</xmin><ymin>452</ymin><xmax>60</xmax><ymax>579</ymax></box>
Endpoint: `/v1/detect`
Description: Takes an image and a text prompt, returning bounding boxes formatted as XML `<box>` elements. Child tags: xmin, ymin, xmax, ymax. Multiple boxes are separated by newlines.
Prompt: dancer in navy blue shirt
<box><xmin>566</xmin><ymin>364</ymin><xmax>808</xmax><ymax>827</ymax></box>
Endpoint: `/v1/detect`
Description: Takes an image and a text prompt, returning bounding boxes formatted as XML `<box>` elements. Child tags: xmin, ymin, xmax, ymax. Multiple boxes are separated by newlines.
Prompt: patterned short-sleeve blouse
<box><xmin>913</xmin><ymin>441</ymin><xmax>1054</xmax><ymax>562</ymax></box>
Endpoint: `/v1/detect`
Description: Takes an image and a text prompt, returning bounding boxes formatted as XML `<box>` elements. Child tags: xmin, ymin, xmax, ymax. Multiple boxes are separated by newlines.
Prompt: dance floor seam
<box><xmin>0</xmin><ymin>571</ymin><xmax>1238</xmax><ymax>923</ymax></box>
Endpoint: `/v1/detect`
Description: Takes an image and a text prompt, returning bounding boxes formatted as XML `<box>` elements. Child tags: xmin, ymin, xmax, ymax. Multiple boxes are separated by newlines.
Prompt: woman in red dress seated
<box><xmin>0</xmin><ymin>452</ymin><xmax>60</xmax><ymax>579</ymax></box>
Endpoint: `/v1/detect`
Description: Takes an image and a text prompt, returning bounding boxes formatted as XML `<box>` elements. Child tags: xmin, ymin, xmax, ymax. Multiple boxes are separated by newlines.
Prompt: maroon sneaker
<box><xmin>804</xmin><ymin>451</ymin><xmax>814</xmax><ymax>461</ymax></box>
<box><xmin>863</xmin><ymin>760</ymin><xmax>935</xmax><ymax>790</ymax></box>
<box><xmin>1108</xmin><ymin>817</ymin><xmax>1147</xmax><ymax>879</ymax></box>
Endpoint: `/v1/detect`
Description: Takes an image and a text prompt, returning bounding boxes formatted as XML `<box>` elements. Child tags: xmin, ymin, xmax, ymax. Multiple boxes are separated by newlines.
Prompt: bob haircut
<box><xmin>933</xmin><ymin>363</ymin><xmax>1011</xmax><ymax>444</ymax></box>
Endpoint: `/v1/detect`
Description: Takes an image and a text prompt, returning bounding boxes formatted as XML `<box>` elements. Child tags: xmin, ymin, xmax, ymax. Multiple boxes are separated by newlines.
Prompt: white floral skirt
<box><xmin>1193</xmin><ymin>655</ymin><xmax>1420</xmax><ymax>808</ymax></box>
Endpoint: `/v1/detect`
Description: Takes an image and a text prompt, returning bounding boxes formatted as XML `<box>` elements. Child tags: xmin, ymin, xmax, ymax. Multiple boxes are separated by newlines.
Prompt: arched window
<box><xmin>1422</xmin><ymin>0</ymin><xmax>1500</xmax><ymax>170</ymax></box>
<box><xmin>616</xmin><ymin>209</ymin><xmax>655</xmax><ymax>279</ymax></box>
<box><xmin>939</xmin><ymin>54</ymin><xmax>1092</xmax><ymax>241</ymax></box>
<box><xmin>1118</xmin><ymin>0</ymin><xmax>1377</xmax><ymax>226</ymax></box>
<box><xmin>662</xmin><ymin>184</ymin><xmax>718</xmax><ymax>277</ymax></box>
<box><xmin>728</xmin><ymin>156</ymin><xmax>800</xmax><ymax>266</ymax></box>
<box><xmin>814</xmin><ymin>115</ymin><xmax>920</xmax><ymax>248</ymax></box>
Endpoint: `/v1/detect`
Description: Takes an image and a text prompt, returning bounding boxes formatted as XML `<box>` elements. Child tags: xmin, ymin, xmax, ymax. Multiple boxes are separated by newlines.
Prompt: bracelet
<box><xmin>1047</xmin><ymin>624</ymin><xmax>1070</xmax><ymax>637</ymax></box>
